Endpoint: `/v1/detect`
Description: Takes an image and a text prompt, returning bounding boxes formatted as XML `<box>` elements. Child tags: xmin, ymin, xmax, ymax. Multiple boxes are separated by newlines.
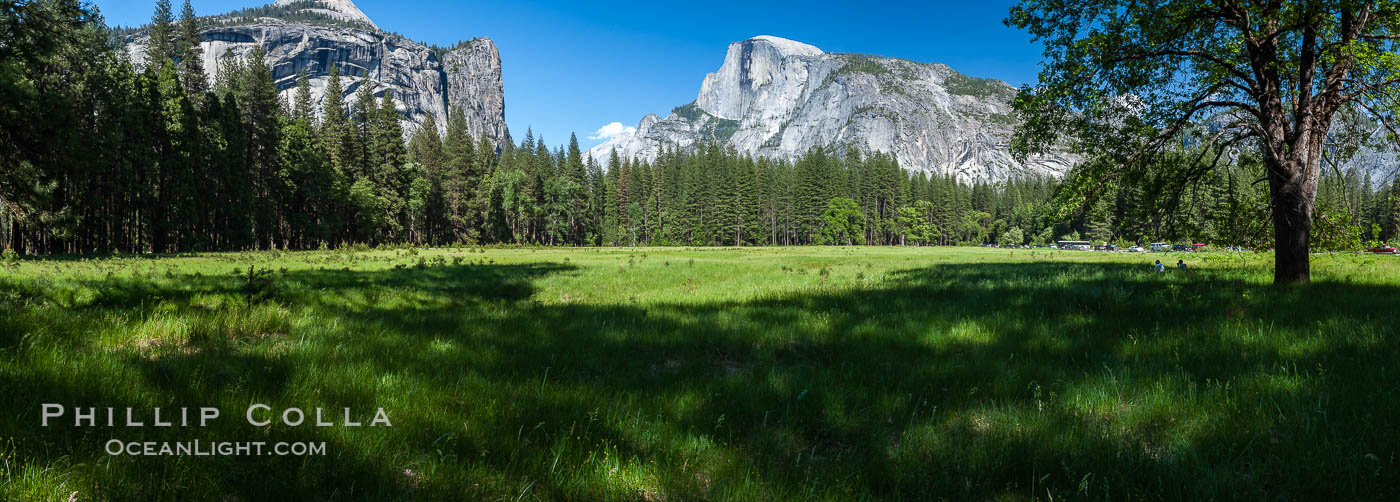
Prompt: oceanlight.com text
<box><xmin>105</xmin><ymin>439</ymin><xmax>327</xmax><ymax>456</ymax></box>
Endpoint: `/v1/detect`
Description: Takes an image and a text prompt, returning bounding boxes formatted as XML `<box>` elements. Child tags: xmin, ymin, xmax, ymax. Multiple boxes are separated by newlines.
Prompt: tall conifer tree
<box><xmin>175</xmin><ymin>0</ymin><xmax>207</xmax><ymax>99</ymax></box>
<box><xmin>146</xmin><ymin>0</ymin><xmax>175</xmax><ymax>70</ymax></box>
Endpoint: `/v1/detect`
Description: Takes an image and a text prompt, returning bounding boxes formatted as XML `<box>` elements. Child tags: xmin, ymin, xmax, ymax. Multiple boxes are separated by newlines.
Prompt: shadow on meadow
<box><xmin>0</xmin><ymin>263</ymin><xmax>572</xmax><ymax>501</ymax></box>
<box><xmin>418</xmin><ymin>262</ymin><xmax>1399</xmax><ymax>500</ymax></box>
<box><xmin>4</xmin><ymin>260</ymin><xmax>1400</xmax><ymax>500</ymax></box>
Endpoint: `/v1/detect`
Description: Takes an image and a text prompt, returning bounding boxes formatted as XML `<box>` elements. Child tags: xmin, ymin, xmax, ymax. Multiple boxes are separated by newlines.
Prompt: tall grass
<box><xmin>1</xmin><ymin>247</ymin><xmax>1398</xmax><ymax>500</ymax></box>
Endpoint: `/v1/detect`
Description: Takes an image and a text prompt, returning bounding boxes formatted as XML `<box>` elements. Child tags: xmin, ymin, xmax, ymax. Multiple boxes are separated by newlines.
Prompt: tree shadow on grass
<box><xmin>328</xmin><ymin>261</ymin><xmax>1400</xmax><ymax>500</ymax></box>
<box><xmin>5</xmin><ymin>260</ymin><xmax>1400</xmax><ymax>500</ymax></box>
<box><xmin>0</xmin><ymin>262</ymin><xmax>574</xmax><ymax>501</ymax></box>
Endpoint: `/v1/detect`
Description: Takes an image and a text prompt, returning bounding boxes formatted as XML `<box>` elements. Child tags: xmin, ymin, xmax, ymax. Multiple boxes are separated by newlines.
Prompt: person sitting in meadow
<box><xmin>1154</xmin><ymin>260</ymin><xmax>1165</xmax><ymax>273</ymax></box>
<box><xmin>1177</xmin><ymin>260</ymin><xmax>1187</xmax><ymax>270</ymax></box>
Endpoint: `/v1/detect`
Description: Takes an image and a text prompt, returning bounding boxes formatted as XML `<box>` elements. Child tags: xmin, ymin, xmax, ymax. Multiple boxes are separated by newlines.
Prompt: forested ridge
<box><xmin>3</xmin><ymin>0</ymin><xmax>1398</xmax><ymax>256</ymax></box>
<box><xmin>107</xmin><ymin>0</ymin><xmax>375</xmax><ymax>41</ymax></box>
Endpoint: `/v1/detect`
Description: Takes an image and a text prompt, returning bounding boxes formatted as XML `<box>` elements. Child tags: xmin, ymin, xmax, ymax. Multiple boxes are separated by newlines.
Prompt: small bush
<box><xmin>240</xmin><ymin>266</ymin><xmax>277</xmax><ymax>305</ymax></box>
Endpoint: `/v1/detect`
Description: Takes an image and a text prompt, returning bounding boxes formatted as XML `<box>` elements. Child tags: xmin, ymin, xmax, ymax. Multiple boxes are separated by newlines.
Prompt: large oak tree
<box><xmin>1006</xmin><ymin>0</ymin><xmax>1400</xmax><ymax>284</ymax></box>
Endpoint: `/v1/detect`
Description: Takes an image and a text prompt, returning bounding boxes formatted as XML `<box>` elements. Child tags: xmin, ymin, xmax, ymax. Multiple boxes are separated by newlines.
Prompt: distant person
<box><xmin>1155</xmin><ymin>260</ymin><xmax>1165</xmax><ymax>273</ymax></box>
<box><xmin>1177</xmin><ymin>260</ymin><xmax>1187</xmax><ymax>270</ymax></box>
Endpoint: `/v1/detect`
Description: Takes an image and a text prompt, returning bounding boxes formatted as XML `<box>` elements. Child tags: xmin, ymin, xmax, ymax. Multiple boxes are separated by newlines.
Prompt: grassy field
<box><xmin>2</xmin><ymin>246</ymin><xmax>1399</xmax><ymax>500</ymax></box>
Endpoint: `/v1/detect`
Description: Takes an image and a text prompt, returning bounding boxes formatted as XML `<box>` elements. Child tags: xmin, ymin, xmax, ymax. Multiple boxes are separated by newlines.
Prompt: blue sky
<box><xmin>93</xmin><ymin>0</ymin><xmax>1044</xmax><ymax>150</ymax></box>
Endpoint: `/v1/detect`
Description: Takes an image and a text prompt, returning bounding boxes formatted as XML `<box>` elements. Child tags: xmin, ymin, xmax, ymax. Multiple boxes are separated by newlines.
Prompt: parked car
<box><xmin>1369</xmin><ymin>246</ymin><xmax>1398</xmax><ymax>254</ymax></box>
<box><xmin>1172</xmin><ymin>244</ymin><xmax>1191</xmax><ymax>252</ymax></box>
<box><xmin>1128</xmin><ymin>246</ymin><xmax>1144</xmax><ymax>253</ymax></box>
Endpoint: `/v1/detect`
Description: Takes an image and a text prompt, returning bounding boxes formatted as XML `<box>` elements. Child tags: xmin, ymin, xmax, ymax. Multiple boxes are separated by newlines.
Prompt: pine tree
<box><xmin>240</xmin><ymin>46</ymin><xmax>286</xmax><ymax>248</ymax></box>
<box><xmin>373</xmin><ymin>90</ymin><xmax>408</xmax><ymax>240</ymax></box>
<box><xmin>602</xmin><ymin>150</ymin><xmax>622</xmax><ymax>245</ymax></box>
<box><xmin>492</xmin><ymin>140</ymin><xmax>531</xmax><ymax>243</ymax></box>
<box><xmin>84</xmin><ymin>59</ymin><xmax>146</xmax><ymax>252</ymax></box>
<box><xmin>1390</xmin><ymin>177</ymin><xmax>1400</xmax><ymax>243</ymax></box>
<box><xmin>352</xmin><ymin>80</ymin><xmax>377</xmax><ymax>181</ymax></box>
<box><xmin>795</xmin><ymin>146</ymin><xmax>835</xmax><ymax>243</ymax></box>
<box><xmin>279</xmin><ymin>97</ymin><xmax>338</xmax><ymax>247</ymax></box>
<box><xmin>1361</xmin><ymin>171</ymin><xmax>1376</xmax><ymax>232</ymax></box>
<box><xmin>742</xmin><ymin>157</ymin><xmax>765</xmax><ymax>245</ymax></box>
<box><xmin>441</xmin><ymin>108</ymin><xmax>477</xmax><ymax>242</ymax></box>
<box><xmin>345</xmin><ymin>84</ymin><xmax>391</xmax><ymax>244</ymax></box>
<box><xmin>146</xmin><ymin>0</ymin><xmax>175</xmax><ymax>70</ymax></box>
<box><xmin>617</xmin><ymin>156</ymin><xmax>632</xmax><ymax>244</ymax></box>
<box><xmin>358</xmin><ymin>81</ymin><xmax>380</xmax><ymax>178</ymax></box>
<box><xmin>565</xmin><ymin>133</ymin><xmax>587</xmax><ymax>244</ymax></box>
<box><xmin>147</xmin><ymin>63</ymin><xmax>175</xmax><ymax>253</ymax></box>
<box><xmin>677</xmin><ymin>150</ymin><xmax>703</xmax><ymax>243</ymax></box>
<box><xmin>175</xmin><ymin>0</ymin><xmax>207</xmax><ymax>99</ymax></box>
<box><xmin>586</xmin><ymin>153</ymin><xmax>606</xmax><ymax>245</ymax></box>
<box><xmin>409</xmin><ymin>113</ymin><xmax>446</xmax><ymax>243</ymax></box>
<box><xmin>640</xmin><ymin>159</ymin><xmax>659</xmax><ymax>243</ymax></box>
<box><xmin>1085</xmin><ymin>188</ymin><xmax>1115</xmax><ymax>245</ymax></box>
<box><xmin>540</xmin><ymin>147</ymin><xmax>570</xmax><ymax>245</ymax></box>
<box><xmin>321</xmin><ymin>65</ymin><xmax>356</xmax><ymax>176</ymax></box>
<box><xmin>214</xmin><ymin>91</ymin><xmax>253</xmax><ymax>248</ymax></box>
<box><xmin>734</xmin><ymin>155</ymin><xmax>757</xmax><ymax>245</ymax></box>
<box><xmin>651</xmin><ymin>153</ymin><xmax>668</xmax><ymax>243</ymax></box>
<box><xmin>628</xmin><ymin>156</ymin><xmax>647</xmax><ymax>244</ymax></box>
<box><xmin>530</xmin><ymin>137</ymin><xmax>551</xmax><ymax>243</ymax></box>
<box><xmin>473</xmin><ymin>134</ymin><xmax>498</xmax><ymax>241</ymax></box>
<box><xmin>212</xmin><ymin>47</ymin><xmax>241</xmax><ymax>95</ymax></box>
<box><xmin>293</xmin><ymin>68</ymin><xmax>314</xmax><ymax>126</ymax></box>
<box><xmin>151</xmin><ymin>61</ymin><xmax>205</xmax><ymax>252</ymax></box>
<box><xmin>712</xmin><ymin>145</ymin><xmax>739</xmax><ymax>245</ymax></box>
<box><xmin>375</xmin><ymin>91</ymin><xmax>407</xmax><ymax>177</ymax></box>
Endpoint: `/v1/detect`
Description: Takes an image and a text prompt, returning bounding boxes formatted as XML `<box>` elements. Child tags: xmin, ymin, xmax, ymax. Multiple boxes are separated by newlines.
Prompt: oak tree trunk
<box><xmin>1266</xmin><ymin>157</ymin><xmax>1317</xmax><ymax>285</ymax></box>
<box><xmin>1271</xmin><ymin>188</ymin><xmax>1312</xmax><ymax>284</ymax></box>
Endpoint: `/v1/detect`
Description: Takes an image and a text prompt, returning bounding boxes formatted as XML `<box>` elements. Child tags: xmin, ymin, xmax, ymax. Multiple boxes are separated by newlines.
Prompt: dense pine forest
<box><xmin>3</xmin><ymin>0</ymin><xmax>1399</xmax><ymax>256</ymax></box>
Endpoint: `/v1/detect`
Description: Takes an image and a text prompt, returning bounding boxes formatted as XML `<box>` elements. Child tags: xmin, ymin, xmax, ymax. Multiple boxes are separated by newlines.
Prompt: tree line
<box><xmin>2</xmin><ymin>0</ymin><xmax>1397</xmax><ymax>256</ymax></box>
<box><xmin>487</xmin><ymin>140</ymin><xmax>1056</xmax><ymax>247</ymax></box>
<box><xmin>1054</xmin><ymin>151</ymin><xmax>1400</xmax><ymax>251</ymax></box>
<box><xmin>0</xmin><ymin>0</ymin><xmax>502</xmax><ymax>254</ymax></box>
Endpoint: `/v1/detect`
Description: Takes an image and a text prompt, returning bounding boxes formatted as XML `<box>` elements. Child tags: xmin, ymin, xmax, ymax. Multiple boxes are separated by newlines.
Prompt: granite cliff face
<box><xmin>590</xmin><ymin>36</ymin><xmax>1076</xmax><ymax>183</ymax></box>
<box><xmin>269</xmin><ymin>0</ymin><xmax>378</xmax><ymax>30</ymax></box>
<box><xmin>441</xmin><ymin>39</ymin><xmax>510</xmax><ymax>144</ymax></box>
<box><xmin>123</xmin><ymin>0</ymin><xmax>509</xmax><ymax>144</ymax></box>
<box><xmin>1337</xmin><ymin>121</ymin><xmax>1400</xmax><ymax>187</ymax></box>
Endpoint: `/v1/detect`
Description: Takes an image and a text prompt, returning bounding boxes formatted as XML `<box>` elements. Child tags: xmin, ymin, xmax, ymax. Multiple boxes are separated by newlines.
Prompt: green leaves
<box><xmin>1008</xmin><ymin>0</ymin><xmax>1400</xmax><ymax>281</ymax></box>
<box><xmin>817</xmin><ymin>197</ymin><xmax>866</xmax><ymax>246</ymax></box>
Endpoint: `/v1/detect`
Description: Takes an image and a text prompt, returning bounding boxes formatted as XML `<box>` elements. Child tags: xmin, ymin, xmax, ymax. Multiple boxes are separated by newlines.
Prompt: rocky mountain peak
<box><xmin>696</xmin><ymin>35</ymin><xmax>823</xmax><ymax>120</ymax></box>
<box><xmin>747</xmin><ymin>36</ymin><xmax>823</xmax><ymax>58</ymax></box>
<box><xmin>270</xmin><ymin>0</ymin><xmax>379</xmax><ymax>31</ymax></box>
<box><xmin>592</xmin><ymin>35</ymin><xmax>1079</xmax><ymax>183</ymax></box>
<box><xmin>122</xmin><ymin>0</ymin><xmax>509</xmax><ymax>146</ymax></box>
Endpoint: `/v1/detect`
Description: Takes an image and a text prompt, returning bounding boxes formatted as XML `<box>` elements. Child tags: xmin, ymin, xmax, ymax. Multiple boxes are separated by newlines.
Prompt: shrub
<box><xmin>240</xmin><ymin>266</ymin><xmax>277</xmax><ymax>305</ymax></box>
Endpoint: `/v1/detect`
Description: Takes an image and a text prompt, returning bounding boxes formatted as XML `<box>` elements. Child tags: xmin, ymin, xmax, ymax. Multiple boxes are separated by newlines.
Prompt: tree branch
<box><xmin>1341</xmin><ymin>76</ymin><xmax>1400</xmax><ymax>102</ymax></box>
<box><xmin>1104</xmin><ymin>49</ymin><xmax>1255</xmax><ymax>84</ymax></box>
<box><xmin>1350</xmin><ymin>98</ymin><xmax>1400</xmax><ymax>149</ymax></box>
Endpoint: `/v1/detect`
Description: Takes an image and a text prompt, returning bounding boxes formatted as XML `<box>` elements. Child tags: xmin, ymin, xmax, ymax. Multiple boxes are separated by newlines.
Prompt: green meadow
<box><xmin>2</xmin><ymin>246</ymin><xmax>1399</xmax><ymax>500</ymax></box>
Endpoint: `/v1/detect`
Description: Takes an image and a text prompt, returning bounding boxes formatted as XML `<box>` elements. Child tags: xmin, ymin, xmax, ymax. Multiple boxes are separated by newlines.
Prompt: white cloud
<box><xmin>588</xmin><ymin>122</ymin><xmax>636</xmax><ymax>141</ymax></box>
